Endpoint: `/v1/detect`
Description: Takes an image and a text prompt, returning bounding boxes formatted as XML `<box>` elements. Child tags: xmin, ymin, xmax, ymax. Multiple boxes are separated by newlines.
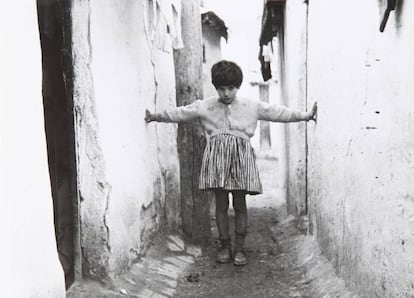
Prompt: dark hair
<box><xmin>211</xmin><ymin>60</ymin><xmax>243</xmax><ymax>88</ymax></box>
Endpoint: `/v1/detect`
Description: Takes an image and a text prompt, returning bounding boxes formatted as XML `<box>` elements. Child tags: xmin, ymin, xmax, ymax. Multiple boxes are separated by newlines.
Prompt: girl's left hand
<box><xmin>308</xmin><ymin>102</ymin><xmax>317</xmax><ymax>121</ymax></box>
<box><xmin>145</xmin><ymin>109</ymin><xmax>155</xmax><ymax>122</ymax></box>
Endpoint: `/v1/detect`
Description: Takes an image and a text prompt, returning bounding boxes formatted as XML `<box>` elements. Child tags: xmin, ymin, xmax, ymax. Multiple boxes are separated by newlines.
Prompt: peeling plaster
<box><xmin>143</xmin><ymin>3</ymin><xmax>168</xmax><ymax>223</ymax></box>
<box><xmin>143</xmin><ymin>0</ymin><xmax>181</xmax><ymax>231</ymax></box>
<box><xmin>71</xmin><ymin>0</ymin><xmax>181</xmax><ymax>280</ymax></box>
<box><xmin>72</xmin><ymin>0</ymin><xmax>111</xmax><ymax>279</ymax></box>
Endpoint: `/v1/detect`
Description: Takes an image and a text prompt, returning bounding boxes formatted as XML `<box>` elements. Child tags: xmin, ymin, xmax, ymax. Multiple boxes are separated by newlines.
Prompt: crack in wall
<box><xmin>72</xmin><ymin>0</ymin><xmax>112</xmax><ymax>279</ymax></box>
<box><xmin>102</xmin><ymin>183</ymin><xmax>112</xmax><ymax>254</ymax></box>
<box><xmin>85</xmin><ymin>1</ymin><xmax>112</xmax><ymax>259</ymax></box>
<box><xmin>150</xmin><ymin>49</ymin><xmax>169</xmax><ymax>230</ymax></box>
<box><xmin>142</xmin><ymin>0</ymin><xmax>170</xmax><ymax>236</ymax></box>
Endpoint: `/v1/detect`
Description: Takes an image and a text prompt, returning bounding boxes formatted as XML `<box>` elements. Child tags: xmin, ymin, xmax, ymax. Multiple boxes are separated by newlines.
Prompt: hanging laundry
<box><xmin>170</xmin><ymin>0</ymin><xmax>184</xmax><ymax>49</ymax></box>
<box><xmin>378</xmin><ymin>0</ymin><xmax>396</xmax><ymax>32</ymax></box>
<box><xmin>143</xmin><ymin>0</ymin><xmax>184</xmax><ymax>51</ymax></box>
<box><xmin>143</xmin><ymin>0</ymin><xmax>157</xmax><ymax>44</ymax></box>
<box><xmin>259</xmin><ymin>1</ymin><xmax>284</xmax><ymax>46</ymax></box>
<box><xmin>258</xmin><ymin>46</ymin><xmax>272</xmax><ymax>82</ymax></box>
<box><xmin>154</xmin><ymin>1</ymin><xmax>169</xmax><ymax>51</ymax></box>
<box><xmin>262</xmin><ymin>44</ymin><xmax>273</xmax><ymax>63</ymax></box>
<box><xmin>258</xmin><ymin>0</ymin><xmax>284</xmax><ymax>81</ymax></box>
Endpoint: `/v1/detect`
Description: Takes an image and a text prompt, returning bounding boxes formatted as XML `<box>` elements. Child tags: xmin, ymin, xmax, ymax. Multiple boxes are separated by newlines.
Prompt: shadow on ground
<box><xmin>67</xmin><ymin>157</ymin><xmax>357</xmax><ymax>298</ymax></box>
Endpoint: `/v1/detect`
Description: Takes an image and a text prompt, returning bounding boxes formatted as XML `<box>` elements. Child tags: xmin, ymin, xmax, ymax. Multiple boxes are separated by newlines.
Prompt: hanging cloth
<box><xmin>258</xmin><ymin>1</ymin><xmax>284</xmax><ymax>81</ymax></box>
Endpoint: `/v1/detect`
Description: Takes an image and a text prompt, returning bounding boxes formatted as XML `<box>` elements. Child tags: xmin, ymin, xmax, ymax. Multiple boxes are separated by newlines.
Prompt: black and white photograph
<box><xmin>1</xmin><ymin>0</ymin><xmax>413</xmax><ymax>297</ymax></box>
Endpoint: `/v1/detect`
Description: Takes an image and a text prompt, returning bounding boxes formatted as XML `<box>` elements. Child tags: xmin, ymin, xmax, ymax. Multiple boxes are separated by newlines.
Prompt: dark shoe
<box><xmin>216</xmin><ymin>247</ymin><xmax>232</xmax><ymax>263</ymax></box>
<box><xmin>233</xmin><ymin>251</ymin><xmax>248</xmax><ymax>266</ymax></box>
<box><xmin>216</xmin><ymin>238</ymin><xmax>232</xmax><ymax>263</ymax></box>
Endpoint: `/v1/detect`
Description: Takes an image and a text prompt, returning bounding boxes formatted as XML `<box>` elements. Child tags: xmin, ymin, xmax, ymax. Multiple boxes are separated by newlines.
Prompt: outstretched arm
<box><xmin>258</xmin><ymin>101</ymin><xmax>317</xmax><ymax>123</ymax></box>
<box><xmin>145</xmin><ymin>100</ymin><xmax>201</xmax><ymax>123</ymax></box>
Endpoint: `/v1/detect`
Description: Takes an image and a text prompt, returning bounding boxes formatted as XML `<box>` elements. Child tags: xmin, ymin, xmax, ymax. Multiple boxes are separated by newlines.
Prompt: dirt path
<box><xmin>67</xmin><ymin>157</ymin><xmax>357</xmax><ymax>298</ymax></box>
<box><xmin>175</xmin><ymin>157</ymin><xmax>357</xmax><ymax>298</ymax></box>
<box><xmin>176</xmin><ymin>210</ymin><xmax>312</xmax><ymax>297</ymax></box>
<box><xmin>175</xmin><ymin>157</ymin><xmax>311</xmax><ymax>297</ymax></box>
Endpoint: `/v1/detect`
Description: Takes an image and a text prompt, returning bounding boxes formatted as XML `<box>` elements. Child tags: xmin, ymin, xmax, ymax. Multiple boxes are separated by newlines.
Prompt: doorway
<box><xmin>37</xmin><ymin>0</ymin><xmax>79</xmax><ymax>289</ymax></box>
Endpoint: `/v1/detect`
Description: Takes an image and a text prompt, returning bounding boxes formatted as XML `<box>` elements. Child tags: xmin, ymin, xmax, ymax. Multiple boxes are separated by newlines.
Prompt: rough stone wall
<box><xmin>305</xmin><ymin>1</ymin><xmax>414</xmax><ymax>297</ymax></box>
<box><xmin>0</xmin><ymin>2</ymin><xmax>66</xmax><ymax>297</ymax></box>
<box><xmin>72</xmin><ymin>0</ymin><xmax>181</xmax><ymax>279</ymax></box>
<box><xmin>282</xmin><ymin>0</ymin><xmax>308</xmax><ymax>216</ymax></box>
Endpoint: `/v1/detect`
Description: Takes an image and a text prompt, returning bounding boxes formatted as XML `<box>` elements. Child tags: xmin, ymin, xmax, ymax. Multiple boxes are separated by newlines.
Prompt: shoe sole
<box><xmin>233</xmin><ymin>252</ymin><xmax>247</xmax><ymax>266</ymax></box>
<box><xmin>216</xmin><ymin>259</ymin><xmax>232</xmax><ymax>264</ymax></box>
<box><xmin>216</xmin><ymin>254</ymin><xmax>232</xmax><ymax>263</ymax></box>
<box><xmin>233</xmin><ymin>260</ymin><xmax>248</xmax><ymax>266</ymax></box>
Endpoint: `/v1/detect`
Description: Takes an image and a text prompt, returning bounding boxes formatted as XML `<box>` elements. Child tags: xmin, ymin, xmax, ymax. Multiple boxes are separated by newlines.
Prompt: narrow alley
<box><xmin>3</xmin><ymin>0</ymin><xmax>414</xmax><ymax>297</ymax></box>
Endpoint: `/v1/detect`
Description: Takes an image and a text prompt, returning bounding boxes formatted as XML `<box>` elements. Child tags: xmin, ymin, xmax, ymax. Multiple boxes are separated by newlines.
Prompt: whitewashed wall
<box><xmin>282</xmin><ymin>0</ymin><xmax>309</xmax><ymax>216</ymax></box>
<box><xmin>306</xmin><ymin>0</ymin><xmax>414</xmax><ymax>296</ymax></box>
<box><xmin>0</xmin><ymin>2</ymin><xmax>66</xmax><ymax>297</ymax></box>
<box><xmin>72</xmin><ymin>0</ymin><xmax>181</xmax><ymax>278</ymax></box>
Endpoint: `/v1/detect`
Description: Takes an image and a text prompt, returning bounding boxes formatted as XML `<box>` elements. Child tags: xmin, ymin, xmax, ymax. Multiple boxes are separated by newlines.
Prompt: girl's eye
<box><xmin>218</xmin><ymin>87</ymin><xmax>235</xmax><ymax>92</ymax></box>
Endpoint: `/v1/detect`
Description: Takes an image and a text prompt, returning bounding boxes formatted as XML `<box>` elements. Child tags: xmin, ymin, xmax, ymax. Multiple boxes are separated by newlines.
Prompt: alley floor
<box><xmin>175</xmin><ymin>156</ymin><xmax>358</xmax><ymax>298</ymax></box>
<box><xmin>68</xmin><ymin>156</ymin><xmax>358</xmax><ymax>297</ymax></box>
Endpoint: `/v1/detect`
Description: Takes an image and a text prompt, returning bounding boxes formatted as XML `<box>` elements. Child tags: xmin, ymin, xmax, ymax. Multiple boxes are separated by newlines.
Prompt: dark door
<box><xmin>37</xmin><ymin>0</ymin><xmax>78</xmax><ymax>288</ymax></box>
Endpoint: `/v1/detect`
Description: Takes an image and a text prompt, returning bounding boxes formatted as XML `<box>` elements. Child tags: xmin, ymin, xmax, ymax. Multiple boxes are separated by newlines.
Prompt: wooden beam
<box><xmin>173</xmin><ymin>0</ymin><xmax>210</xmax><ymax>244</ymax></box>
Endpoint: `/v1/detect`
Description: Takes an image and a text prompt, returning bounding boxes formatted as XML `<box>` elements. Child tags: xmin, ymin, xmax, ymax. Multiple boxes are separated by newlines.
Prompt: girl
<box><xmin>145</xmin><ymin>60</ymin><xmax>317</xmax><ymax>266</ymax></box>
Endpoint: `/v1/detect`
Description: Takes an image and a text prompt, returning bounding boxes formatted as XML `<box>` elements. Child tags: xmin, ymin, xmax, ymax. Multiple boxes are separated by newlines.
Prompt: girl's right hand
<box><xmin>145</xmin><ymin>109</ymin><xmax>154</xmax><ymax>122</ymax></box>
<box><xmin>308</xmin><ymin>102</ymin><xmax>317</xmax><ymax>121</ymax></box>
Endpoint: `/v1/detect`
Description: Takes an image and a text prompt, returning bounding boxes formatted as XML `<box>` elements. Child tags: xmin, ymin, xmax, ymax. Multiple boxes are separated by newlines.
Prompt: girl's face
<box><xmin>216</xmin><ymin>86</ymin><xmax>239</xmax><ymax>104</ymax></box>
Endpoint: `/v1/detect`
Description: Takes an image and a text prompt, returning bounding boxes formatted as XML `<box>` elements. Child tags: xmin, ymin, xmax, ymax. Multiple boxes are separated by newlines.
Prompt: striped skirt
<box><xmin>199</xmin><ymin>132</ymin><xmax>263</xmax><ymax>195</ymax></box>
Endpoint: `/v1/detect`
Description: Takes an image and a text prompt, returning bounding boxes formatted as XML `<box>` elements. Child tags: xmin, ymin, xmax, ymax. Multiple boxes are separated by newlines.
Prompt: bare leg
<box><xmin>232</xmin><ymin>190</ymin><xmax>248</xmax><ymax>265</ymax></box>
